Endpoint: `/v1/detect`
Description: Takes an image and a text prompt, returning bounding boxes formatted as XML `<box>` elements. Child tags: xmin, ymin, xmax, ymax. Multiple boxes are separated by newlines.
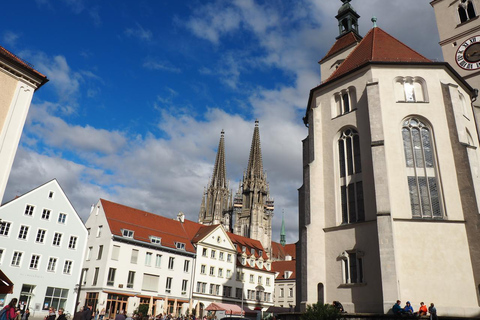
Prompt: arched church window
<box><xmin>459</xmin><ymin>0</ymin><xmax>476</xmax><ymax>23</ymax></box>
<box><xmin>394</xmin><ymin>77</ymin><xmax>428</xmax><ymax>103</ymax></box>
<box><xmin>333</xmin><ymin>87</ymin><xmax>356</xmax><ymax>117</ymax></box>
<box><xmin>402</xmin><ymin>118</ymin><xmax>443</xmax><ymax>218</ymax></box>
<box><xmin>338</xmin><ymin>128</ymin><xmax>364</xmax><ymax>224</ymax></box>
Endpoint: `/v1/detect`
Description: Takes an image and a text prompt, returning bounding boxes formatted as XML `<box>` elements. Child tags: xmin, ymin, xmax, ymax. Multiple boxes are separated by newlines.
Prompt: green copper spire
<box><xmin>280</xmin><ymin>211</ymin><xmax>286</xmax><ymax>247</ymax></box>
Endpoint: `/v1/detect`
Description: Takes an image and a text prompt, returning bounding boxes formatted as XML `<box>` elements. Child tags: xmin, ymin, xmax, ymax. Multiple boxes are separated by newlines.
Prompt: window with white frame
<box><xmin>338</xmin><ymin>128</ymin><xmax>365</xmax><ymax>224</ymax></box>
<box><xmin>0</xmin><ymin>248</ymin><xmax>4</xmax><ymax>264</ymax></box>
<box><xmin>211</xmin><ymin>250</ymin><xmax>216</xmax><ymax>258</ymax></box>
<box><xmin>145</xmin><ymin>252</ymin><xmax>152</xmax><ymax>266</ymax></box>
<box><xmin>340</xmin><ymin>251</ymin><xmax>364</xmax><ymax>284</ymax></box>
<box><xmin>36</xmin><ymin>229</ymin><xmax>46</xmax><ymax>243</ymax></box>
<box><xmin>223</xmin><ymin>286</ymin><xmax>231</xmax><ymax>297</ymax></box>
<box><xmin>58</xmin><ymin>213</ymin><xmax>67</xmax><ymax>224</ymax></box>
<box><xmin>227</xmin><ymin>253</ymin><xmax>232</xmax><ymax>262</ymax></box>
<box><xmin>165</xmin><ymin>277</ymin><xmax>173</xmax><ymax>293</ymax></box>
<box><xmin>210</xmin><ymin>266</ymin><xmax>215</xmax><ymax>276</ymax></box>
<box><xmin>42</xmin><ymin>209</ymin><xmax>51</xmax><ymax>220</ymax></box>
<box><xmin>266</xmin><ymin>277</ymin><xmax>270</xmax><ymax>286</ymax></box>
<box><xmin>127</xmin><ymin>271</ymin><xmax>135</xmax><ymax>288</ymax></box>
<box><xmin>0</xmin><ymin>221</ymin><xmax>11</xmax><ymax>236</ymax></box>
<box><xmin>279</xmin><ymin>288</ymin><xmax>284</xmax><ymax>298</ymax></box>
<box><xmin>97</xmin><ymin>245</ymin><xmax>104</xmax><ymax>260</ymax></box>
<box><xmin>47</xmin><ymin>257</ymin><xmax>57</xmax><ymax>272</ymax></box>
<box><xmin>402</xmin><ymin>118</ymin><xmax>442</xmax><ymax>218</ymax></box>
<box><xmin>184</xmin><ymin>260</ymin><xmax>190</xmax><ymax>272</ymax></box>
<box><xmin>122</xmin><ymin>229</ymin><xmax>134</xmax><ymax>238</ymax></box>
<box><xmin>131</xmin><ymin>249</ymin><xmax>139</xmax><ymax>264</ymax></box>
<box><xmin>249</xmin><ymin>274</ymin><xmax>254</xmax><ymax>283</ymax></box>
<box><xmin>168</xmin><ymin>257</ymin><xmax>175</xmax><ymax>269</ymax></box>
<box><xmin>200</xmin><ymin>264</ymin><xmax>206</xmax><ymax>274</ymax></box>
<box><xmin>289</xmin><ymin>287</ymin><xmax>294</xmax><ymax>297</ymax></box>
<box><xmin>25</xmin><ymin>205</ymin><xmax>34</xmax><ymax>216</ymax></box>
<box><xmin>155</xmin><ymin>254</ymin><xmax>162</xmax><ymax>268</ymax></box>
<box><xmin>96</xmin><ymin>225</ymin><xmax>103</xmax><ymax>237</ymax></box>
<box><xmin>394</xmin><ymin>77</ymin><xmax>428</xmax><ymax>103</ymax></box>
<box><xmin>258</xmin><ymin>276</ymin><xmax>262</xmax><ymax>285</ymax></box>
<box><xmin>458</xmin><ymin>0</ymin><xmax>476</xmax><ymax>23</ymax></box>
<box><xmin>150</xmin><ymin>236</ymin><xmax>161</xmax><ymax>244</ymax></box>
<box><xmin>111</xmin><ymin>245</ymin><xmax>120</xmax><ymax>260</ymax></box>
<box><xmin>215</xmin><ymin>285</ymin><xmax>220</xmax><ymax>295</ymax></box>
<box><xmin>202</xmin><ymin>248</ymin><xmax>207</xmax><ymax>256</ymax></box>
<box><xmin>176</xmin><ymin>242</ymin><xmax>185</xmax><ymax>250</ymax></box>
<box><xmin>18</xmin><ymin>225</ymin><xmax>29</xmax><ymax>240</ymax></box>
<box><xmin>218</xmin><ymin>268</ymin><xmax>223</xmax><ymax>277</ymax></box>
<box><xmin>181</xmin><ymin>279</ymin><xmax>188</xmax><ymax>294</ymax></box>
<box><xmin>63</xmin><ymin>260</ymin><xmax>73</xmax><ymax>274</ymax></box>
<box><xmin>30</xmin><ymin>254</ymin><xmax>40</xmax><ymax>269</ymax></box>
<box><xmin>93</xmin><ymin>267</ymin><xmax>99</xmax><ymax>285</ymax></box>
<box><xmin>219</xmin><ymin>252</ymin><xmax>224</xmax><ymax>260</ymax></box>
<box><xmin>43</xmin><ymin>287</ymin><xmax>68</xmax><ymax>311</ymax></box>
<box><xmin>52</xmin><ymin>233</ymin><xmax>62</xmax><ymax>246</ymax></box>
<box><xmin>107</xmin><ymin>268</ymin><xmax>116</xmax><ymax>285</ymax></box>
<box><xmin>86</xmin><ymin>247</ymin><xmax>93</xmax><ymax>260</ymax></box>
<box><xmin>69</xmin><ymin>236</ymin><xmax>77</xmax><ymax>249</ymax></box>
<box><xmin>333</xmin><ymin>87</ymin><xmax>356</xmax><ymax>117</ymax></box>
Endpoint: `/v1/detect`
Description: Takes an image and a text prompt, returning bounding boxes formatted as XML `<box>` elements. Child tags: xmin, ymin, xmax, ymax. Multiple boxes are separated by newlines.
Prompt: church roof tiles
<box><xmin>319</xmin><ymin>31</ymin><xmax>362</xmax><ymax>63</ymax></box>
<box><xmin>326</xmin><ymin>27</ymin><xmax>432</xmax><ymax>83</ymax></box>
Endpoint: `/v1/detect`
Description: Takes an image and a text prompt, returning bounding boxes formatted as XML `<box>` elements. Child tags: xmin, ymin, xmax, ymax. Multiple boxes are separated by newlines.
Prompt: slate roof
<box><xmin>326</xmin><ymin>27</ymin><xmax>431</xmax><ymax>83</ymax></box>
<box><xmin>101</xmin><ymin>199</ymin><xmax>196</xmax><ymax>253</ymax></box>
<box><xmin>319</xmin><ymin>31</ymin><xmax>362</xmax><ymax>63</ymax></box>
<box><xmin>272</xmin><ymin>260</ymin><xmax>296</xmax><ymax>280</ymax></box>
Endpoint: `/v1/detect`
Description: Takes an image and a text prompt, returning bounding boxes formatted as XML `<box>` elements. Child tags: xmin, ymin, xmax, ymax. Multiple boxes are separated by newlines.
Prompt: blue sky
<box><xmin>2</xmin><ymin>0</ymin><xmax>442</xmax><ymax>243</ymax></box>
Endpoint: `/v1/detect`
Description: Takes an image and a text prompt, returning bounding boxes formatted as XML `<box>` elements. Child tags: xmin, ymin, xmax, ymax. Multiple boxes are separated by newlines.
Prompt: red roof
<box><xmin>100</xmin><ymin>199</ymin><xmax>196</xmax><ymax>253</ymax></box>
<box><xmin>0</xmin><ymin>45</ymin><xmax>47</xmax><ymax>82</ymax></box>
<box><xmin>228</xmin><ymin>232</ymin><xmax>269</xmax><ymax>260</ymax></box>
<box><xmin>271</xmin><ymin>260</ymin><xmax>296</xmax><ymax>280</ymax></box>
<box><xmin>326</xmin><ymin>27</ymin><xmax>431</xmax><ymax>83</ymax></box>
<box><xmin>319</xmin><ymin>31</ymin><xmax>362</xmax><ymax>63</ymax></box>
<box><xmin>271</xmin><ymin>241</ymin><xmax>296</xmax><ymax>260</ymax></box>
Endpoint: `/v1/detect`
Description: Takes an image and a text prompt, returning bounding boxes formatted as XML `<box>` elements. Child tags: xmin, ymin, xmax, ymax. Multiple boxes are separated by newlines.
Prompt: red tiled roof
<box><xmin>0</xmin><ymin>45</ymin><xmax>47</xmax><ymax>81</ymax></box>
<box><xmin>319</xmin><ymin>31</ymin><xmax>362</xmax><ymax>63</ymax></box>
<box><xmin>190</xmin><ymin>224</ymin><xmax>219</xmax><ymax>243</ymax></box>
<box><xmin>271</xmin><ymin>241</ymin><xmax>296</xmax><ymax>260</ymax></box>
<box><xmin>326</xmin><ymin>27</ymin><xmax>432</xmax><ymax>83</ymax></box>
<box><xmin>272</xmin><ymin>260</ymin><xmax>296</xmax><ymax>280</ymax></box>
<box><xmin>228</xmin><ymin>232</ymin><xmax>269</xmax><ymax>260</ymax></box>
<box><xmin>100</xmin><ymin>199</ymin><xmax>196</xmax><ymax>253</ymax></box>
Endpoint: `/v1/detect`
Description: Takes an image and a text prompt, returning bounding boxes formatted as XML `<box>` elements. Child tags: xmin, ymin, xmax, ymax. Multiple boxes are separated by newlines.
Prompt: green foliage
<box><xmin>301</xmin><ymin>303</ymin><xmax>341</xmax><ymax>320</ymax></box>
<box><xmin>136</xmin><ymin>304</ymin><xmax>149</xmax><ymax>317</ymax></box>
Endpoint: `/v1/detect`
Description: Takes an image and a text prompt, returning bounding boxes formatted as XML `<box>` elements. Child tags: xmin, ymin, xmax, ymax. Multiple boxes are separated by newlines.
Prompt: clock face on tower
<box><xmin>456</xmin><ymin>36</ymin><xmax>480</xmax><ymax>70</ymax></box>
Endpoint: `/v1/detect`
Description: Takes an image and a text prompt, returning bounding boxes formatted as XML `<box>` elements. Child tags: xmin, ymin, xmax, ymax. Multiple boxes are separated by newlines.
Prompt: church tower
<box><xmin>234</xmin><ymin>120</ymin><xmax>274</xmax><ymax>256</ymax></box>
<box><xmin>198</xmin><ymin>130</ymin><xmax>233</xmax><ymax>230</ymax></box>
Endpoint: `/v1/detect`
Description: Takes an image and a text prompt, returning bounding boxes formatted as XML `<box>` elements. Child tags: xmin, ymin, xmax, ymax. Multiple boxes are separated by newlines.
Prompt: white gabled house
<box><xmin>0</xmin><ymin>179</ymin><xmax>87</xmax><ymax>316</ymax></box>
<box><xmin>81</xmin><ymin>200</ymin><xmax>195</xmax><ymax>319</ymax></box>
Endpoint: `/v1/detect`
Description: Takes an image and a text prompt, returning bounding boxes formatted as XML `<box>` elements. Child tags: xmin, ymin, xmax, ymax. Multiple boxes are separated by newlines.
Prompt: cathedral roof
<box><xmin>319</xmin><ymin>31</ymin><xmax>362</xmax><ymax>63</ymax></box>
<box><xmin>228</xmin><ymin>232</ymin><xmax>269</xmax><ymax>260</ymax></box>
<box><xmin>325</xmin><ymin>26</ymin><xmax>431</xmax><ymax>83</ymax></box>
<box><xmin>246</xmin><ymin>120</ymin><xmax>264</xmax><ymax>180</ymax></box>
<box><xmin>271</xmin><ymin>260</ymin><xmax>296</xmax><ymax>280</ymax></box>
<box><xmin>100</xmin><ymin>199</ymin><xmax>196</xmax><ymax>253</ymax></box>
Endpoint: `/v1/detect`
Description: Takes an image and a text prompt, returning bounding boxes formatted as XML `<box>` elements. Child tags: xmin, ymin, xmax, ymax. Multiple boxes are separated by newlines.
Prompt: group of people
<box><xmin>392</xmin><ymin>300</ymin><xmax>437</xmax><ymax>319</ymax></box>
<box><xmin>1</xmin><ymin>299</ymin><xmax>29</xmax><ymax>320</ymax></box>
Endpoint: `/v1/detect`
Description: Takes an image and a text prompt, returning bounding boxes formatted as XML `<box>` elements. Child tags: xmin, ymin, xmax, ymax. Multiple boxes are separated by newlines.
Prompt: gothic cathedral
<box><xmin>198</xmin><ymin>120</ymin><xmax>274</xmax><ymax>256</ymax></box>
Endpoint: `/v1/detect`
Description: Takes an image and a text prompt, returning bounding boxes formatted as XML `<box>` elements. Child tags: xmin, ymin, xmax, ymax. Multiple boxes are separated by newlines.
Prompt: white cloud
<box><xmin>3</xmin><ymin>31</ymin><xmax>20</xmax><ymax>48</ymax></box>
<box><xmin>143</xmin><ymin>58</ymin><xmax>181</xmax><ymax>73</ymax></box>
<box><xmin>124</xmin><ymin>23</ymin><xmax>153</xmax><ymax>43</ymax></box>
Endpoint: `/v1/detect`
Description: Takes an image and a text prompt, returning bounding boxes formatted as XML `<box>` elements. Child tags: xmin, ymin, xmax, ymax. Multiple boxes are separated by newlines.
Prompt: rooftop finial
<box><xmin>255</xmin><ymin>119</ymin><xmax>259</xmax><ymax>126</ymax></box>
<box><xmin>371</xmin><ymin>16</ymin><xmax>377</xmax><ymax>28</ymax></box>
<box><xmin>341</xmin><ymin>0</ymin><xmax>351</xmax><ymax>3</ymax></box>
<box><xmin>221</xmin><ymin>129</ymin><xmax>225</xmax><ymax>137</ymax></box>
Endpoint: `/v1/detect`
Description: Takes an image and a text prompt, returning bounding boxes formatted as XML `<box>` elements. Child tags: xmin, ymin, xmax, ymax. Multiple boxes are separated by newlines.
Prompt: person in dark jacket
<box><xmin>45</xmin><ymin>308</ymin><xmax>56</xmax><ymax>320</ymax></box>
<box><xmin>20</xmin><ymin>309</ymin><xmax>29</xmax><ymax>320</ymax></box>
<box><xmin>57</xmin><ymin>309</ymin><xmax>67</xmax><ymax>320</ymax></box>
<box><xmin>82</xmin><ymin>306</ymin><xmax>93</xmax><ymax>320</ymax></box>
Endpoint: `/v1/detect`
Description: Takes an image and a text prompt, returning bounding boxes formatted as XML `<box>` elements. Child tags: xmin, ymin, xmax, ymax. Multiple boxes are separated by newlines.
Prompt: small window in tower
<box><xmin>459</xmin><ymin>5</ymin><xmax>468</xmax><ymax>22</ymax></box>
<box><xmin>467</xmin><ymin>1</ymin><xmax>476</xmax><ymax>19</ymax></box>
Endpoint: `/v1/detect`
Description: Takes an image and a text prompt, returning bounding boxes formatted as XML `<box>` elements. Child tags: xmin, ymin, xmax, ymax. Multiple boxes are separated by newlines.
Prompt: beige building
<box><xmin>0</xmin><ymin>46</ymin><xmax>48</xmax><ymax>202</ymax></box>
<box><xmin>298</xmin><ymin>0</ymin><xmax>480</xmax><ymax>316</ymax></box>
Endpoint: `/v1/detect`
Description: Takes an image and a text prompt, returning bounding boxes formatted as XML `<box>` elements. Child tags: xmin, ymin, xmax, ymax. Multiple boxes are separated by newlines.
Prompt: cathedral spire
<box><xmin>280</xmin><ymin>211</ymin><xmax>286</xmax><ymax>247</ymax></box>
<box><xmin>246</xmin><ymin>120</ymin><xmax>264</xmax><ymax>180</ymax></box>
<box><xmin>211</xmin><ymin>130</ymin><xmax>227</xmax><ymax>188</ymax></box>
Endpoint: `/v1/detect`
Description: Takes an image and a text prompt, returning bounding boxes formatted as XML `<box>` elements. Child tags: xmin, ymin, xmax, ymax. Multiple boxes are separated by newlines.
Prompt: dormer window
<box><xmin>251</xmin><ymin>249</ymin><xmax>255</xmax><ymax>256</ymax></box>
<box><xmin>150</xmin><ymin>236</ymin><xmax>161</xmax><ymax>244</ymax></box>
<box><xmin>242</xmin><ymin>246</ymin><xmax>246</xmax><ymax>253</ymax></box>
<box><xmin>176</xmin><ymin>242</ymin><xmax>186</xmax><ymax>250</ymax></box>
<box><xmin>259</xmin><ymin>261</ymin><xmax>263</xmax><ymax>268</ymax></box>
<box><xmin>259</xmin><ymin>250</ymin><xmax>263</xmax><ymax>257</ymax></box>
<box><xmin>122</xmin><ymin>229</ymin><xmax>134</xmax><ymax>238</ymax></box>
<box><xmin>241</xmin><ymin>257</ymin><xmax>246</xmax><ymax>265</ymax></box>
<box><xmin>284</xmin><ymin>271</ymin><xmax>292</xmax><ymax>279</ymax></box>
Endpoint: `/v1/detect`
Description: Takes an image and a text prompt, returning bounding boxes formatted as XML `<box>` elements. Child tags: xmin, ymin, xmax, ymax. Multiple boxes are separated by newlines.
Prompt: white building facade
<box><xmin>81</xmin><ymin>200</ymin><xmax>195</xmax><ymax>319</ymax></box>
<box><xmin>0</xmin><ymin>180</ymin><xmax>87</xmax><ymax>316</ymax></box>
